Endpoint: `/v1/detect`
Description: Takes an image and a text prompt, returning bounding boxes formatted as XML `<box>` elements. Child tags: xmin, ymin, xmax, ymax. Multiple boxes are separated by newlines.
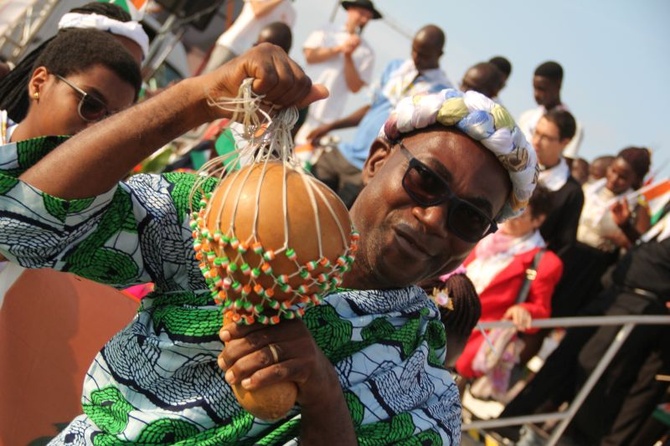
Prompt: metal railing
<box><xmin>461</xmin><ymin>314</ymin><xmax>670</xmax><ymax>446</ymax></box>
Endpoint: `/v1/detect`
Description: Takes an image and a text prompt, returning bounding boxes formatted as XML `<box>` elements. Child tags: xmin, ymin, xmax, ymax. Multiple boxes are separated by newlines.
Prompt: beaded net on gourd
<box><xmin>190</xmin><ymin>79</ymin><xmax>358</xmax><ymax>325</ymax></box>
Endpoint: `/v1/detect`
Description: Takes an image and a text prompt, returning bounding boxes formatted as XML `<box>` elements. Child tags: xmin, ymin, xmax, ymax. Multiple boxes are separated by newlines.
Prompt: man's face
<box><xmin>532</xmin><ymin>75</ymin><xmax>560</xmax><ymax>108</ymax></box>
<box><xmin>347</xmin><ymin>127</ymin><xmax>510</xmax><ymax>290</ymax></box>
<box><xmin>532</xmin><ymin>117</ymin><xmax>566</xmax><ymax>167</ymax></box>
<box><xmin>347</xmin><ymin>7</ymin><xmax>374</xmax><ymax>31</ymax></box>
<box><xmin>411</xmin><ymin>34</ymin><xmax>442</xmax><ymax>71</ymax></box>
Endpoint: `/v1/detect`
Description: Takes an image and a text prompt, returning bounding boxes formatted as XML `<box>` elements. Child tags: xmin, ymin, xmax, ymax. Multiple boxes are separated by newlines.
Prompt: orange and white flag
<box><xmin>629</xmin><ymin>178</ymin><xmax>670</xmax><ymax>223</ymax></box>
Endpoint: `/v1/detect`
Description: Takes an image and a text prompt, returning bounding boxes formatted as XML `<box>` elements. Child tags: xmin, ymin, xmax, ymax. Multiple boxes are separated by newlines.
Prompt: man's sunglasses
<box><xmin>55</xmin><ymin>74</ymin><xmax>109</xmax><ymax>122</ymax></box>
<box><xmin>397</xmin><ymin>141</ymin><xmax>498</xmax><ymax>243</ymax></box>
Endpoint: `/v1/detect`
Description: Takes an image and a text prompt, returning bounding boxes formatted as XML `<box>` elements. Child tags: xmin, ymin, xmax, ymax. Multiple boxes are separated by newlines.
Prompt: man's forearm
<box><xmin>329</xmin><ymin>105</ymin><xmax>370</xmax><ymax>131</ymax></box>
<box><xmin>300</xmin><ymin>384</ymin><xmax>357</xmax><ymax>445</ymax></box>
<box><xmin>17</xmin><ymin>45</ymin><xmax>327</xmax><ymax>200</ymax></box>
<box><xmin>304</xmin><ymin>47</ymin><xmax>340</xmax><ymax>64</ymax></box>
<box><xmin>343</xmin><ymin>55</ymin><xmax>365</xmax><ymax>93</ymax></box>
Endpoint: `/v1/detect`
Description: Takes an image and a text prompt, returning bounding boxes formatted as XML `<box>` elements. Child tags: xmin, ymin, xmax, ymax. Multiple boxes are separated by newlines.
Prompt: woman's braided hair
<box><xmin>438</xmin><ymin>273</ymin><xmax>481</xmax><ymax>337</ymax></box>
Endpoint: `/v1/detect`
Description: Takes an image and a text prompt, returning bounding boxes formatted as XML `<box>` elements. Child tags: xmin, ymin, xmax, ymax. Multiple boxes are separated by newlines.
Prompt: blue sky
<box><xmin>289</xmin><ymin>0</ymin><xmax>670</xmax><ymax>178</ymax></box>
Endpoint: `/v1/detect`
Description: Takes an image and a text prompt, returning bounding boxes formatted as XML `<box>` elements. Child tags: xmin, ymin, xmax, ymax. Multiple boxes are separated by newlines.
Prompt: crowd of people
<box><xmin>0</xmin><ymin>1</ymin><xmax>668</xmax><ymax>445</ymax></box>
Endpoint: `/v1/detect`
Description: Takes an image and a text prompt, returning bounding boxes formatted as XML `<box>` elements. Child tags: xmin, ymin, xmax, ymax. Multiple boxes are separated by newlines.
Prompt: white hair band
<box><xmin>58</xmin><ymin>12</ymin><xmax>149</xmax><ymax>60</ymax></box>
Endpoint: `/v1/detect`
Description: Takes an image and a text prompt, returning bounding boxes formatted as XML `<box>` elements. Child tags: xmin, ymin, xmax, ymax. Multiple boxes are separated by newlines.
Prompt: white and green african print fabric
<box><xmin>0</xmin><ymin>137</ymin><xmax>461</xmax><ymax>445</ymax></box>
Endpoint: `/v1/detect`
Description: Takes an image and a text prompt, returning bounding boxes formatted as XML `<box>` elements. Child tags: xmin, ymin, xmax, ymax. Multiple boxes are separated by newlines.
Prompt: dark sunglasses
<box><xmin>55</xmin><ymin>74</ymin><xmax>109</xmax><ymax>122</ymax></box>
<box><xmin>397</xmin><ymin>141</ymin><xmax>498</xmax><ymax>243</ymax></box>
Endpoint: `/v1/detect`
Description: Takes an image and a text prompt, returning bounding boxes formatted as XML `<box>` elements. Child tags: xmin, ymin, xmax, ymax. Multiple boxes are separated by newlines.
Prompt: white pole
<box><xmin>546</xmin><ymin>323</ymin><xmax>635</xmax><ymax>446</ymax></box>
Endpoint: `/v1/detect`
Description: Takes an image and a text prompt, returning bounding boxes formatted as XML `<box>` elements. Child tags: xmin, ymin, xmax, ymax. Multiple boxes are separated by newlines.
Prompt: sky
<box><xmin>288</xmin><ymin>0</ymin><xmax>670</xmax><ymax>178</ymax></box>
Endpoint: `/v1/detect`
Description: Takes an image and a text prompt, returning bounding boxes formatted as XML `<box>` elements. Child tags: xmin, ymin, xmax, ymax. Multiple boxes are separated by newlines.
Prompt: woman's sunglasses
<box><xmin>55</xmin><ymin>74</ymin><xmax>109</xmax><ymax>122</ymax></box>
<box><xmin>397</xmin><ymin>141</ymin><xmax>498</xmax><ymax>243</ymax></box>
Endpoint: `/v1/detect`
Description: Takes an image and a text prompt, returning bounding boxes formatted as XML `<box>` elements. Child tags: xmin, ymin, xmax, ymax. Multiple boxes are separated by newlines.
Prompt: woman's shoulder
<box><xmin>517</xmin><ymin>246</ymin><xmax>562</xmax><ymax>270</ymax></box>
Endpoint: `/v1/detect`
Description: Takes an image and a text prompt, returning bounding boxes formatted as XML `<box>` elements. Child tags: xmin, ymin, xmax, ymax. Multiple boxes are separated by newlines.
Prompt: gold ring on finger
<box><xmin>268</xmin><ymin>343</ymin><xmax>280</xmax><ymax>364</ymax></box>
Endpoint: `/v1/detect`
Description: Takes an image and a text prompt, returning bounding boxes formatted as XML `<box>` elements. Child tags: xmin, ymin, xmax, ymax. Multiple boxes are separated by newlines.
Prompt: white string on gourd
<box><xmin>189</xmin><ymin>79</ymin><xmax>358</xmax><ymax>421</ymax></box>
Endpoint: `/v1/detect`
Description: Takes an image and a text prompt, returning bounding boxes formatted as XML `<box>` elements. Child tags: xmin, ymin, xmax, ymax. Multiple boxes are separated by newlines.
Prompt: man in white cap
<box><xmin>293</xmin><ymin>0</ymin><xmax>382</xmax><ymax>145</ymax></box>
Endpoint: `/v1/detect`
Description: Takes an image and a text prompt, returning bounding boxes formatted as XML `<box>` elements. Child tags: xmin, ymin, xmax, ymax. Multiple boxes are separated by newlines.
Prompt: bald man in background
<box><xmin>460</xmin><ymin>61</ymin><xmax>504</xmax><ymax>99</ymax></box>
<box><xmin>305</xmin><ymin>24</ymin><xmax>453</xmax><ymax>207</ymax></box>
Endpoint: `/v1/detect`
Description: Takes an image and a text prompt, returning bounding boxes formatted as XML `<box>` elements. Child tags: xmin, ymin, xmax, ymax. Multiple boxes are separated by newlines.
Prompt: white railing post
<box><xmin>545</xmin><ymin>322</ymin><xmax>635</xmax><ymax>446</ymax></box>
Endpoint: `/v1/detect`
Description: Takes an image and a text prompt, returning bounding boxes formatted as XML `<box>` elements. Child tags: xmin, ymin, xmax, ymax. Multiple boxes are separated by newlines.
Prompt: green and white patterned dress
<box><xmin>0</xmin><ymin>137</ymin><xmax>461</xmax><ymax>445</ymax></box>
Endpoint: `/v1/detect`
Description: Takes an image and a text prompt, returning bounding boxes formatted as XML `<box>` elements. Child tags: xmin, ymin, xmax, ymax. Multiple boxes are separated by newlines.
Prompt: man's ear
<box><xmin>361</xmin><ymin>138</ymin><xmax>394</xmax><ymax>185</ymax></box>
<box><xmin>532</xmin><ymin>214</ymin><xmax>547</xmax><ymax>229</ymax></box>
<box><xmin>28</xmin><ymin>66</ymin><xmax>49</xmax><ymax>99</ymax></box>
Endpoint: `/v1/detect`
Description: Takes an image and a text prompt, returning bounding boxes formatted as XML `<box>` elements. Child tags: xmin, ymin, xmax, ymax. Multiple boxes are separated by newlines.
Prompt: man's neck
<box><xmin>544</xmin><ymin>98</ymin><xmax>562</xmax><ymax>111</ymax></box>
<box><xmin>345</xmin><ymin>21</ymin><xmax>360</xmax><ymax>34</ymax></box>
<box><xmin>416</xmin><ymin>64</ymin><xmax>439</xmax><ymax>73</ymax></box>
<box><xmin>541</xmin><ymin>157</ymin><xmax>562</xmax><ymax>170</ymax></box>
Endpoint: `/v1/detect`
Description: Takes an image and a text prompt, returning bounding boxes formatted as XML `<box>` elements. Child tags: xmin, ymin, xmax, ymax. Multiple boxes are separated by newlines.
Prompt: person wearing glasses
<box><xmin>512</xmin><ymin>108</ymin><xmax>585</xmax><ymax>367</ymax></box>
<box><xmin>1</xmin><ymin>28</ymin><xmax>141</xmax><ymax>146</ymax></box>
<box><xmin>0</xmin><ymin>1</ymin><xmax>148</xmax><ymax>126</ymax></box>
<box><xmin>0</xmin><ymin>28</ymin><xmax>140</xmax><ymax>269</ymax></box>
<box><xmin>0</xmin><ymin>45</ymin><xmax>538</xmax><ymax>444</ymax></box>
<box><xmin>532</xmin><ymin>109</ymin><xmax>584</xmax><ymax>258</ymax></box>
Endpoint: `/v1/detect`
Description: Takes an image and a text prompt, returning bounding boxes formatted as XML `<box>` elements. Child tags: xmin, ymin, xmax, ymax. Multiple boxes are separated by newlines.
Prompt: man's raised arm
<box><xmin>20</xmin><ymin>44</ymin><xmax>327</xmax><ymax>199</ymax></box>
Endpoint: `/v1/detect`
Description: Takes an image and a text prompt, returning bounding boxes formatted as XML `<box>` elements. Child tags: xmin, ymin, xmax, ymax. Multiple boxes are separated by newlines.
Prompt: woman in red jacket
<box><xmin>455</xmin><ymin>186</ymin><xmax>563</xmax><ymax>380</ymax></box>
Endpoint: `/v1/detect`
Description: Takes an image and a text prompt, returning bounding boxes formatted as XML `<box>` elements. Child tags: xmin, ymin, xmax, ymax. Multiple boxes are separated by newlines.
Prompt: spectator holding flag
<box><xmin>550</xmin><ymin>146</ymin><xmax>652</xmax><ymax>317</ymax></box>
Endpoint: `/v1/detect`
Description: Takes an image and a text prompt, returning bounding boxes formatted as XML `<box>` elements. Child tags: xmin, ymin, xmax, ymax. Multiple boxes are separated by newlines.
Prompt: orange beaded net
<box><xmin>190</xmin><ymin>79</ymin><xmax>359</xmax><ymax>325</ymax></box>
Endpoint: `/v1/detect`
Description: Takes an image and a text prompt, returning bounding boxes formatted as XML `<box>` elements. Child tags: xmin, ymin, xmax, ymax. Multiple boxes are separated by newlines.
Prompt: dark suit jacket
<box><xmin>540</xmin><ymin>176</ymin><xmax>584</xmax><ymax>256</ymax></box>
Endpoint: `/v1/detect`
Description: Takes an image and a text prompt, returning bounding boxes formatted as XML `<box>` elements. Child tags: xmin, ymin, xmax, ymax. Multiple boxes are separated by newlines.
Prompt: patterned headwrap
<box><xmin>380</xmin><ymin>88</ymin><xmax>539</xmax><ymax>221</ymax></box>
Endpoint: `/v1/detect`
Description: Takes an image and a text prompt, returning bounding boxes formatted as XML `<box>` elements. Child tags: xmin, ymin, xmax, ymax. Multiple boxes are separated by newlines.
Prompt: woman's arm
<box><xmin>610</xmin><ymin>198</ymin><xmax>651</xmax><ymax>246</ymax></box>
<box><xmin>632</xmin><ymin>202</ymin><xmax>651</xmax><ymax>238</ymax></box>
